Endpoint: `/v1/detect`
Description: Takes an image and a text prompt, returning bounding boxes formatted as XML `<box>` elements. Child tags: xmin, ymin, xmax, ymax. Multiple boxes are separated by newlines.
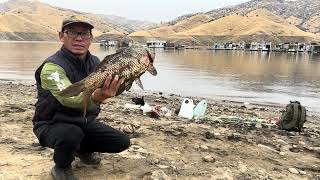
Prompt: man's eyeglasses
<box><xmin>63</xmin><ymin>30</ymin><xmax>92</xmax><ymax>39</ymax></box>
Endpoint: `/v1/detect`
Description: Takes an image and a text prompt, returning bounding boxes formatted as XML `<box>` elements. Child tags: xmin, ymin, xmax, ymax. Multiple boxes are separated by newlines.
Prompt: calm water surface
<box><xmin>0</xmin><ymin>42</ymin><xmax>320</xmax><ymax>112</ymax></box>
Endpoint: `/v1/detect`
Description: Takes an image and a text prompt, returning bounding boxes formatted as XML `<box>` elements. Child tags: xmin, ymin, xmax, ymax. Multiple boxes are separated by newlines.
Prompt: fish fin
<box><xmin>135</xmin><ymin>78</ymin><xmax>144</xmax><ymax>90</ymax></box>
<box><xmin>59</xmin><ymin>80</ymin><xmax>85</xmax><ymax>97</ymax></box>
<box><xmin>125</xmin><ymin>81</ymin><xmax>133</xmax><ymax>91</ymax></box>
<box><xmin>115</xmin><ymin>81</ymin><xmax>133</xmax><ymax>96</ymax></box>
<box><xmin>147</xmin><ymin>65</ymin><xmax>157</xmax><ymax>76</ymax></box>
<box><xmin>82</xmin><ymin>91</ymin><xmax>89</xmax><ymax>118</ymax></box>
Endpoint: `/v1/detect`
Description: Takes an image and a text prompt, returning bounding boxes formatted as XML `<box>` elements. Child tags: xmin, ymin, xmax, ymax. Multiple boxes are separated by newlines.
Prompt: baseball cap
<box><xmin>61</xmin><ymin>15</ymin><xmax>94</xmax><ymax>31</ymax></box>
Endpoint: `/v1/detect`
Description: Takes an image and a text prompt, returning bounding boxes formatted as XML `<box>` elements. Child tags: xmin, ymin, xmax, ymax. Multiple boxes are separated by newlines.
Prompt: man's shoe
<box><xmin>51</xmin><ymin>165</ymin><xmax>78</xmax><ymax>180</ymax></box>
<box><xmin>76</xmin><ymin>153</ymin><xmax>101</xmax><ymax>165</ymax></box>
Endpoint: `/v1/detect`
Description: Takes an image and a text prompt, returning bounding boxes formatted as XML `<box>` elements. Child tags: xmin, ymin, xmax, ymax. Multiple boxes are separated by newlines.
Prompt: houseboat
<box><xmin>146</xmin><ymin>40</ymin><xmax>167</xmax><ymax>48</ymax></box>
<box><xmin>99</xmin><ymin>39</ymin><xmax>117</xmax><ymax>47</ymax></box>
<box><xmin>250</xmin><ymin>42</ymin><xmax>271</xmax><ymax>51</ymax></box>
<box><xmin>164</xmin><ymin>43</ymin><xmax>186</xmax><ymax>50</ymax></box>
<box><xmin>311</xmin><ymin>45</ymin><xmax>320</xmax><ymax>54</ymax></box>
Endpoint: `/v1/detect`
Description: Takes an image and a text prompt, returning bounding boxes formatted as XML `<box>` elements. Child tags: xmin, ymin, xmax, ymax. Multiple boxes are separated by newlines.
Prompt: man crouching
<box><xmin>32</xmin><ymin>15</ymin><xmax>130</xmax><ymax>180</ymax></box>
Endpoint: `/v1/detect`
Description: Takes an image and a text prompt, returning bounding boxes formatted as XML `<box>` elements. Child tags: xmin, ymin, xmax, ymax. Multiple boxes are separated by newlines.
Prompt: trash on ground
<box><xmin>178</xmin><ymin>98</ymin><xmax>195</xmax><ymax>119</ymax></box>
<box><xmin>193</xmin><ymin>100</ymin><xmax>208</xmax><ymax>119</ymax></box>
<box><xmin>124</xmin><ymin>101</ymin><xmax>163</xmax><ymax>118</ymax></box>
<box><xmin>124</xmin><ymin>103</ymin><xmax>141</xmax><ymax>109</ymax></box>
<box><xmin>131</xmin><ymin>96</ymin><xmax>145</xmax><ymax>106</ymax></box>
<box><xmin>160</xmin><ymin>107</ymin><xmax>172</xmax><ymax>117</ymax></box>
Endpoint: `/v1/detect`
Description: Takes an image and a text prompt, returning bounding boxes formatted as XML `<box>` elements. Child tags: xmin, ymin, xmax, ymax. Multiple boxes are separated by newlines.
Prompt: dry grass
<box><xmin>177</xmin><ymin>9</ymin><xmax>317</xmax><ymax>38</ymax></box>
<box><xmin>130</xmin><ymin>9</ymin><xmax>319</xmax><ymax>42</ymax></box>
<box><xmin>0</xmin><ymin>13</ymin><xmax>57</xmax><ymax>33</ymax></box>
<box><xmin>0</xmin><ymin>0</ymin><xmax>127</xmax><ymax>39</ymax></box>
<box><xmin>302</xmin><ymin>16</ymin><xmax>320</xmax><ymax>33</ymax></box>
<box><xmin>129</xmin><ymin>14</ymin><xmax>212</xmax><ymax>37</ymax></box>
<box><xmin>285</xmin><ymin>16</ymin><xmax>303</xmax><ymax>26</ymax></box>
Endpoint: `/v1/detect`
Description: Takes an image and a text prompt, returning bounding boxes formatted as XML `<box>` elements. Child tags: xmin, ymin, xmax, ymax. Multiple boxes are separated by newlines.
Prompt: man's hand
<box><xmin>91</xmin><ymin>75</ymin><xmax>125</xmax><ymax>103</ymax></box>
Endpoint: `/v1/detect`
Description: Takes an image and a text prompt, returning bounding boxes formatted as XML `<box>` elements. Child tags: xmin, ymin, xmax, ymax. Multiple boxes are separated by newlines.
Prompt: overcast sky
<box><xmin>1</xmin><ymin>0</ymin><xmax>250</xmax><ymax>22</ymax></box>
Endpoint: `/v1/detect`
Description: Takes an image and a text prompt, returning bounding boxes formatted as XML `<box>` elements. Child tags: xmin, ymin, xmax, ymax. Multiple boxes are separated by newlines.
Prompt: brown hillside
<box><xmin>131</xmin><ymin>9</ymin><xmax>318</xmax><ymax>44</ymax></box>
<box><xmin>205</xmin><ymin>0</ymin><xmax>320</xmax><ymax>34</ymax></box>
<box><xmin>285</xmin><ymin>16</ymin><xmax>303</xmax><ymax>27</ymax></box>
<box><xmin>130</xmin><ymin>9</ymin><xmax>319</xmax><ymax>45</ymax></box>
<box><xmin>128</xmin><ymin>14</ymin><xmax>212</xmax><ymax>37</ymax></box>
<box><xmin>0</xmin><ymin>0</ymin><xmax>130</xmax><ymax>41</ymax></box>
<box><xmin>302</xmin><ymin>16</ymin><xmax>320</xmax><ymax>33</ymax></box>
<box><xmin>130</xmin><ymin>0</ymin><xmax>320</xmax><ymax>44</ymax></box>
<box><xmin>177</xmin><ymin>9</ymin><xmax>317</xmax><ymax>38</ymax></box>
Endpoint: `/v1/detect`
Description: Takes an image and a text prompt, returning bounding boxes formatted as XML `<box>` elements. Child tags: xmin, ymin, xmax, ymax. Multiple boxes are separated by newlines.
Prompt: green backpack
<box><xmin>279</xmin><ymin>101</ymin><xmax>307</xmax><ymax>132</ymax></box>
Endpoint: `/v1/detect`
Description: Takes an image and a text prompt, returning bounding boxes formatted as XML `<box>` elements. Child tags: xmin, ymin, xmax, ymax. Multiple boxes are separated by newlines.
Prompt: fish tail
<box><xmin>82</xmin><ymin>91</ymin><xmax>90</xmax><ymax>118</ymax></box>
<box><xmin>59</xmin><ymin>80</ymin><xmax>85</xmax><ymax>97</ymax></box>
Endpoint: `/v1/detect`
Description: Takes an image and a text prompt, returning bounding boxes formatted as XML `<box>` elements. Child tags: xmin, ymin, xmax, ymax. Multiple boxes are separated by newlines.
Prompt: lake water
<box><xmin>0</xmin><ymin>42</ymin><xmax>320</xmax><ymax>113</ymax></box>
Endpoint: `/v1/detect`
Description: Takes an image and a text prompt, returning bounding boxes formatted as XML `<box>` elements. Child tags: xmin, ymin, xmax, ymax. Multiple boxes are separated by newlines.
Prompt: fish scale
<box><xmin>59</xmin><ymin>47</ymin><xmax>157</xmax><ymax>116</ymax></box>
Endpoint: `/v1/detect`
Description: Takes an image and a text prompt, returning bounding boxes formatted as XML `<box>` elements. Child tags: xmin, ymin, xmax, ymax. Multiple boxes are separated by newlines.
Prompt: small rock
<box><xmin>0</xmin><ymin>163</ymin><xmax>9</xmax><ymax>166</ymax></box>
<box><xmin>157</xmin><ymin>165</ymin><xmax>169</xmax><ymax>169</ymax></box>
<box><xmin>200</xmin><ymin>145</ymin><xmax>209</xmax><ymax>151</ymax></box>
<box><xmin>130</xmin><ymin>138</ymin><xmax>140</xmax><ymax>145</ymax></box>
<box><xmin>288</xmin><ymin>132</ymin><xmax>296</xmax><ymax>136</ymax></box>
<box><xmin>257</xmin><ymin>144</ymin><xmax>278</xmax><ymax>153</ymax></box>
<box><xmin>204</xmin><ymin>131</ymin><xmax>215</xmax><ymax>139</ymax></box>
<box><xmin>150</xmin><ymin>158</ymin><xmax>160</xmax><ymax>164</ymax></box>
<box><xmin>299</xmin><ymin>171</ymin><xmax>306</xmax><ymax>175</ymax></box>
<box><xmin>280</xmin><ymin>145</ymin><xmax>292</xmax><ymax>152</ymax></box>
<box><xmin>202</xmin><ymin>155</ymin><xmax>216</xmax><ymax>163</ymax></box>
<box><xmin>148</xmin><ymin>170</ymin><xmax>171</xmax><ymax>180</ymax></box>
<box><xmin>288</xmin><ymin>168</ymin><xmax>299</xmax><ymax>174</ymax></box>
<box><xmin>238</xmin><ymin>162</ymin><xmax>248</xmax><ymax>173</ymax></box>
<box><xmin>261</xmin><ymin>123</ymin><xmax>269</xmax><ymax>129</ymax></box>
<box><xmin>257</xmin><ymin>169</ymin><xmax>265</xmax><ymax>175</ymax></box>
<box><xmin>298</xmin><ymin>141</ymin><xmax>306</xmax><ymax>147</ymax></box>
<box><xmin>131</xmin><ymin>122</ymin><xmax>141</xmax><ymax>129</ymax></box>
<box><xmin>227</xmin><ymin>133</ymin><xmax>241</xmax><ymax>141</ymax></box>
<box><xmin>248</xmin><ymin>107</ymin><xmax>257</xmax><ymax>110</ymax></box>
<box><xmin>131</xmin><ymin>145</ymin><xmax>140</xmax><ymax>150</ymax></box>
<box><xmin>275</xmin><ymin>139</ymin><xmax>287</xmax><ymax>145</ymax></box>
<box><xmin>240</xmin><ymin>105</ymin><xmax>247</xmax><ymax>109</ymax></box>
<box><xmin>279</xmin><ymin>152</ymin><xmax>286</xmax><ymax>156</ymax></box>
<box><xmin>313</xmin><ymin>147</ymin><xmax>320</xmax><ymax>153</ymax></box>
<box><xmin>170</xmin><ymin>165</ymin><xmax>177</xmax><ymax>171</ymax></box>
<box><xmin>254</xmin><ymin>122</ymin><xmax>261</xmax><ymax>129</ymax></box>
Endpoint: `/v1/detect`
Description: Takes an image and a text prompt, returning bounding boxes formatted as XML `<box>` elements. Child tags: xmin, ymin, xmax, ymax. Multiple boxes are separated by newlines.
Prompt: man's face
<box><xmin>59</xmin><ymin>24</ymin><xmax>93</xmax><ymax>57</ymax></box>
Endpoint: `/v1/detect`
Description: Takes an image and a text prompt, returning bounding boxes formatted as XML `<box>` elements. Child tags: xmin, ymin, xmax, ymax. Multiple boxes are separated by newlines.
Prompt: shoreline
<box><xmin>1</xmin><ymin>79</ymin><xmax>318</xmax><ymax>116</ymax></box>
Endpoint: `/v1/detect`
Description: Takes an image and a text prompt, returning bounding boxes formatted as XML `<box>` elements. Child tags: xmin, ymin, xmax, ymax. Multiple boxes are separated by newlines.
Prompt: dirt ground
<box><xmin>0</xmin><ymin>81</ymin><xmax>319</xmax><ymax>180</ymax></box>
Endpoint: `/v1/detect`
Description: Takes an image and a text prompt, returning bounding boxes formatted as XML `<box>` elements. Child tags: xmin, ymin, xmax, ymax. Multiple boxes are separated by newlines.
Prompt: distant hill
<box><xmin>1</xmin><ymin>0</ymin><xmax>319</xmax><ymax>44</ymax></box>
<box><xmin>97</xmin><ymin>14</ymin><xmax>156</xmax><ymax>33</ymax></box>
<box><xmin>129</xmin><ymin>14</ymin><xmax>213</xmax><ymax>37</ymax></box>
<box><xmin>129</xmin><ymin>0</ymin><xmax>320</xmax><ymax>44</ymax></box>
<box><xmin>0</xmin><ymin>0</ymin><xmax>155</xmax><ymax>41</ymax></box>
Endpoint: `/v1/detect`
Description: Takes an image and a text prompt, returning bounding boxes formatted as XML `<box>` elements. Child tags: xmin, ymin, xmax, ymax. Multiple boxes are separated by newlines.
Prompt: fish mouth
<box><xmin>145</xmin><ymin>49</ymin><xmax>157</xmax><ymax>76</ymax></box>
<box><xmin>146</xmin><ymin>49</ymin><xmax>154</xmax><ymax>63</ymax></box>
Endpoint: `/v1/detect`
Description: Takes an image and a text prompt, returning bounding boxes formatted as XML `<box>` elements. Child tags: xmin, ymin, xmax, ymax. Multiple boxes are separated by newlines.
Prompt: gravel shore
<box><xmin>0</xmin><ymin>81</ymin><xmax>319</xmax><ymax>179</ymax></box>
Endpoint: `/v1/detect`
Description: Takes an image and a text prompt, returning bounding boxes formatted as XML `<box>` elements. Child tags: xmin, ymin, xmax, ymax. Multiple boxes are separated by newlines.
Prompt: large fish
<box><xmin>59</xmin><ymin>47</ymin><xmax>157</xmax><ymax>115</ymax></box>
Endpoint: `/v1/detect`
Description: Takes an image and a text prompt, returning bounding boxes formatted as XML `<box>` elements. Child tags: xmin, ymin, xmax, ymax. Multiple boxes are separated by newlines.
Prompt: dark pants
<box><xmin>34</xmin><ymin>120</ymin><xmax>130</xmax><ymax>168</ymax></box>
